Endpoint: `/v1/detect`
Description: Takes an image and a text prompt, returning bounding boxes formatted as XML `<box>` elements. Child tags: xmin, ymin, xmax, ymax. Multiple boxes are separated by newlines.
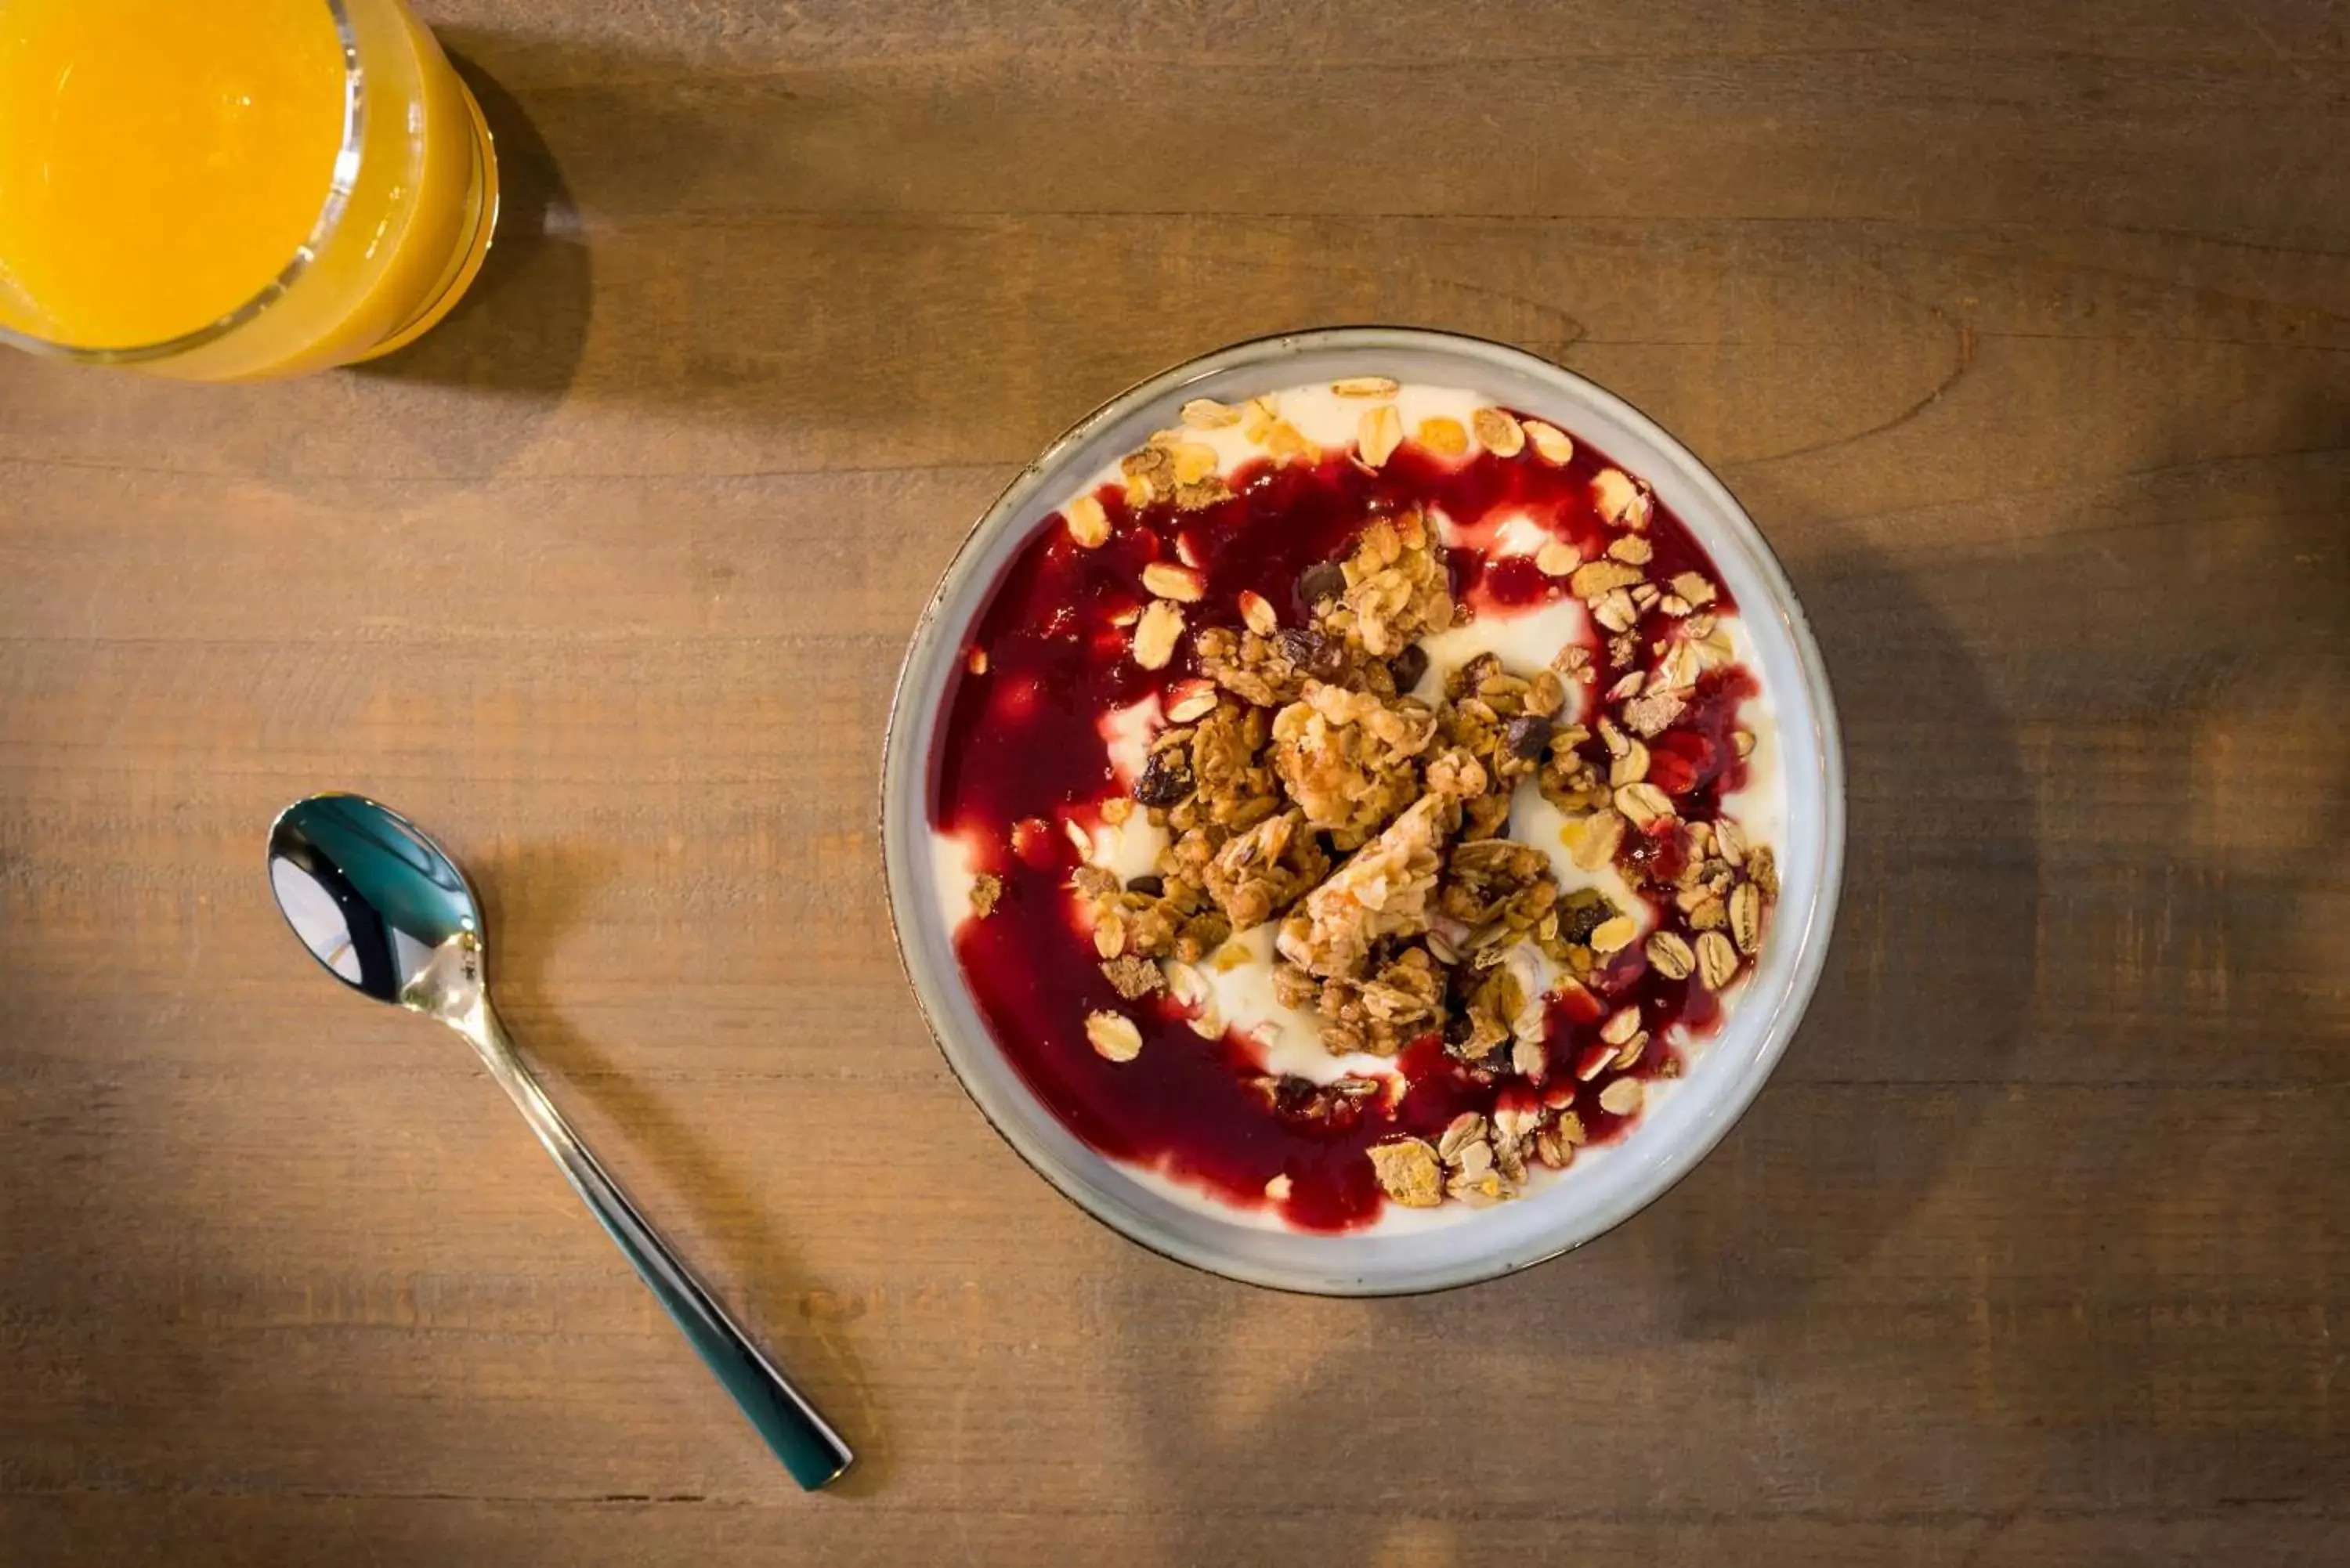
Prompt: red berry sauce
<box><xmin>929</xmin><ymin>417</ymin><xmax>1762</xmax><ymax>1231</ymax></box>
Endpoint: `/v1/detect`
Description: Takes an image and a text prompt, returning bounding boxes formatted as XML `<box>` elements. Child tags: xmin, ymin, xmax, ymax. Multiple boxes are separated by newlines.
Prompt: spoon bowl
<box><xmin>266</xmin><ymin>793</ymin><xmax>855</xmax><ymax>1489</ymax></box>
<box><xmin>268</xmin><ymin>793</ymin><xmax>483</xmax><ymax>1005</ymax></box>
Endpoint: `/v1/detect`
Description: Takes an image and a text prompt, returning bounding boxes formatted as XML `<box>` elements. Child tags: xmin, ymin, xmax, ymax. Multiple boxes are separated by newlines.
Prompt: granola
<box><xmin>1271</xmin><ymin>681</ymin><xmax>1437</xmax><ymax>844</ymax></box>
<box><xmin>1276</xmin><ymin>793</ymin><xmax>1455</xmax><ymax>978</ymax></box>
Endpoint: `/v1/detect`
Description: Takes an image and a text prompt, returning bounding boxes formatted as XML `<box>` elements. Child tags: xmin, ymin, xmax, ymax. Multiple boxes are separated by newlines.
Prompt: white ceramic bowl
<box><xmin>881</xmin><ymin>327</ymin><xmax>1844</xmax><ymax>1295</ymax></box>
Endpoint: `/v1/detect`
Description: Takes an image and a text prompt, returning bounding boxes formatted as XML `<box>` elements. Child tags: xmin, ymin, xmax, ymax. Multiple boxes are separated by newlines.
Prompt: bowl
<box><xmin>880</xmin><ymin>327</ymin><xmax>1844</xmax><ymax>1295</ymax></box>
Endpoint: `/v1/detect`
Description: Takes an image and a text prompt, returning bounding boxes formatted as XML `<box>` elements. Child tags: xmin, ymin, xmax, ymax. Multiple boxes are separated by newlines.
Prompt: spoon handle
<box><xmin>456</xmin><ymin>1002</ymin><xmax>854</xmax><ymax>1490</ymax></box>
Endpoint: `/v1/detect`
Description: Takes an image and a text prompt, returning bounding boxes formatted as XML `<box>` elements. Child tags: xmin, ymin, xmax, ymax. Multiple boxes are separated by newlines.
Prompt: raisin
<box><xmin>1125</xmin><ymin>873</ymin><xmax>1165</xmax><ymax>898</ymax></box>
<box><xmin>1278</xmin><ymin>627</ymin><xmax>1349</xmax><ymax>681</ymax></box>
<box><xmin>1132</xmin><ymin>750</ymin><xmax>1194</xmax><ymax>807</ymax></box>
<box><xmin>1387</xmin><ymin>644</ymin><xmax>1430</xmax><ymax>692</ymax></box>
<box><xmin>1556</xmin><ymin>887</ymin><xmax>1612</xmax><ymax>945</ymax></box>
<box><xmin>1298</xmin><ymin>559</ymin><xmax>1347</xmax><ymax>609</ymax></box>
<box><xmin>1503</xmin><ymin>714</ymin><xmax>1555</xmax><ymax>760</ymax></box>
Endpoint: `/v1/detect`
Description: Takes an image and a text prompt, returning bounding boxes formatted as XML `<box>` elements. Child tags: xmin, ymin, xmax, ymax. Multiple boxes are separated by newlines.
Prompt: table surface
<box><xmin>4</xmin><ymin>2</ymin><xmax>2346</xmax><ymax>1564</ymax></box>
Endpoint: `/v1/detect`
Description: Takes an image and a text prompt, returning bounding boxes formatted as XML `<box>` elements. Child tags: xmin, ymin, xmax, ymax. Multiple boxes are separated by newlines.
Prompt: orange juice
<box><xmin>0</xmin><ymin>0</ymin><xmax>497</xmax><ymax>379</ymax></box>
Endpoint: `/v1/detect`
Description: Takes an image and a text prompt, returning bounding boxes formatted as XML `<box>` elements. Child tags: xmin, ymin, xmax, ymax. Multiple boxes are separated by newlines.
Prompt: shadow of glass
<box><xmin>1629</xmin><ymin>501</ymin><xmax>2037</xmax><ymax>1337</ymax></box>
<box><xmin>354</xmin><ymin>52</ymin><xmax>593</xmax><ymax>421</ymax></box>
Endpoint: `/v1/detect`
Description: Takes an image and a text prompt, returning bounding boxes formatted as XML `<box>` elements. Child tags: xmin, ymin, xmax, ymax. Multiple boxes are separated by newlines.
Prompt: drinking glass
<box><xmin>0</xmin><ymin>0</ymin><xmax>500</xmax><ymax>380</ymax></box>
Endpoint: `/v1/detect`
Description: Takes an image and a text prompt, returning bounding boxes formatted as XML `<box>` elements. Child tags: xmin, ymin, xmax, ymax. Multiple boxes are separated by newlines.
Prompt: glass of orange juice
<box><xmin>0</xmin><ymin>0</ymin><xmax>498</xmax><ymax>381</ymax></box>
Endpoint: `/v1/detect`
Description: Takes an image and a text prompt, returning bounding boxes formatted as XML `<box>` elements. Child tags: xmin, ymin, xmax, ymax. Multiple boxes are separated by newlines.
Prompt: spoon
<box><xmin>266</xmin><ymin>792</ymin><xmax>854</xmax><ymax>1490</ymax></box>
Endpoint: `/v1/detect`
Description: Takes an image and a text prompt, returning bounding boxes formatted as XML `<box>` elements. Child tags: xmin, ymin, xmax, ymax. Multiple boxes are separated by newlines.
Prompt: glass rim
<box><xmin>0</xmin><ymin>0</ymin><xmax>367</xmax><ymax>366</ymax></box>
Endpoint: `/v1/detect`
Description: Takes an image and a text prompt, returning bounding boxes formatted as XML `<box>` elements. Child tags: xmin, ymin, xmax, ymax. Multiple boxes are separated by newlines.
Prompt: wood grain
<box><xmin>2</xmin><ymin>2</ymin><xmax>2345</xmax><ymax>1563</ymax></box>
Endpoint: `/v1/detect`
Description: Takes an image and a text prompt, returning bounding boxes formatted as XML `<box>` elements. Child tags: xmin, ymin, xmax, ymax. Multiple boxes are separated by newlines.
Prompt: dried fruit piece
<box><xmin>1131</xmin><ymin>744</ymin><xmax>1193</xmax><ymax>806</ymax></box>
<box><xmin>1132</xmin><ymin>600</ymin><xmax>1184</xmax><ymax>670</ymax></box>
<box><xmin>1645</xmin><ymin>930</ymin><xmax>1695</xmax><ymax>981</ymax></box>
<box><xmin>1598</xmin><ymin>1076</ymin><xmax>1644</xmax><ymax>1116</ymax></box>
<box><xmin>1473</xmin><ymin>406</ymin><xmax>1526</xmax><ymax>457</ymax></box>
<box><xmin>1180</xmin><ymin>397</ymin><xmax>1242</xmax><ymax>429</ymax></box>
<box><xmin>1298</xmin><ymin>560</ymin><xmax>1347</xmax><ymax>609</ymax></box>
<box><xmin>1524</xmin><ymin>420</ymin><xmax>1574</xmax><ymax>464</ymax></box>
<box><xmin>1085</xmin><ymin>1010</ymin><xmax>1143</xmax><ymax>1062</ymax></box>
<box><xmin>1265</xmin><ymin>421</ymin><xmax>1314</xmax><ymax>460</ymax></box>
<box><xmin>1366</xmin><ymin>1138</ymin><xmax>1444</xmax><ymax>1207</ymax></box>
<box><xmin>1415</xmin><ymin>416</ymin><xmax>1467</xmax><ymax>457</ymax></box>
<box><xmin>1332</xmin><ymin>376</ymin><xmax>1401</xmax><ymax>398</ymax></box>
<box><xmin>1238</xmin><ymin>589</ymin><xmax>1279</xmax><ymax>635</ymax></box>
<box><xmin>1589</xmin><ymin>914</ymin><xmax>1640</xmax><ymax>955</ymax></box>
<box><xmin>1730</xmin><ymin>881</ymin><xmax>1763</xmax><ymax>954</ymax></box>
<box><xmin>1535</xmin><ymin>540</ymin><xmax>1582</xmax><ymax>577</ymax></box>
<box><xmin>1142</xmin><ymin>562</ymin><xmax>1204</xmax><ymax>602</ymax></box>
<box><xmin>1502</xmin><ymin>713</ymin><xmax>1554</xmax><ymax>760</ymax></box>
<box><xmin>1696</xmin><ymin>930</ymin><xmax>1738</xmax><ymax>990</ymax></box>
<box><xmin>1357</xmin><ymin>404</ymin><xmax>1404</xmax><ymax>469</ymax></box>
<box><xmin>1171</xmin><ymin>444</ymin><xmax>1221</xmax><ymax>486</ymax></box>
<box><xmin>1065</xmin><ymin>494</ymin><xmax>1111</xmax><ymax>548</ymax></box>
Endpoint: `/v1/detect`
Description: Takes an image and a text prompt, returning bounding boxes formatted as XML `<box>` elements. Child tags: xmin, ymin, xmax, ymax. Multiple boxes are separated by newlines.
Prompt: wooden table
<box><xmin>4</xmin><ymin>3</ymin><xmax>2345</xmax><ymax>1563</ymax></box>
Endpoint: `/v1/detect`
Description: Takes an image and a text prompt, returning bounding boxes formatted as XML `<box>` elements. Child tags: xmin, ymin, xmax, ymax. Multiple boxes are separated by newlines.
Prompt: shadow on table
<box><xmin>1104</xmin><ymin>379</ymin><xmax>2350</xmax><ymax>1555</ymax></box>
<box><xmin>356</xmin><ymin>52</ymin><xmax>593</xmax><ymax>421</ymax></box>
<box><xmin>1095</xmin><ymin>504</ymin><xmax>2035</xmax><ymax>1559</ymax></box>
<box><xmin>467</xmin><ymin>838</ymin><xmax>887</xmax><ymax>1493</ymax></box>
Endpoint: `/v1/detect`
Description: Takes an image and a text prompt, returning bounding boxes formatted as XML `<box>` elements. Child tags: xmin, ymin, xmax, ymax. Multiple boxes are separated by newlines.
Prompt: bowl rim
<box><xmin>879</xmin><ymin>325</ymin><xmax>1846</xmax><ymax>1295</ymax></box>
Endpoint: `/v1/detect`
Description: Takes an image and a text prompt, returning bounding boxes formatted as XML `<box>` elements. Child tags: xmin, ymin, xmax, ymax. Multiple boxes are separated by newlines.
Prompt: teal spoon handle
<box><xmin>457</xmin><ymin>999</ymin><xmax>853</xmax><ymax>1489</ymax></box>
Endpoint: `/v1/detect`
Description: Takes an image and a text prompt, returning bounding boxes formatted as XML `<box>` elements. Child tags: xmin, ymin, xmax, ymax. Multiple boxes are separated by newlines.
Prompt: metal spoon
<box><xmin>266</xmin><ymin>792</ymin><xmax>854</xmax><ymax>1490</ymax></box>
